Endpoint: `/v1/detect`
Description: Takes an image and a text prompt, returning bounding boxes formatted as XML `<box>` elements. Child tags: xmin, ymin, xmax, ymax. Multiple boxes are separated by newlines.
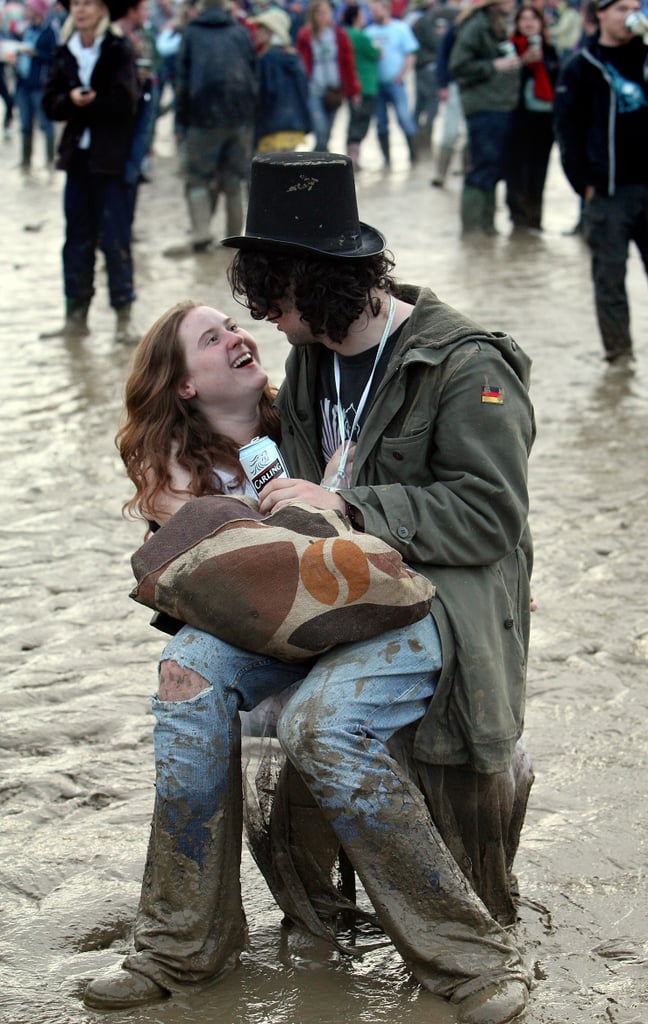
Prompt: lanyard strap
<box><xmin>333</xmin><ymin>295</ymin><xmax>396</xmax><ymax>480</ymax></box>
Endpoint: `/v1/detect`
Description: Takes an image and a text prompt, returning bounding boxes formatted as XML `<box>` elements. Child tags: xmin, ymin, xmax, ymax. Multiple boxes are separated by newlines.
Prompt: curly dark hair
<box><xmin>227</xmin><ymin>249</ymin><xmax>397</xmax><ymax>344</ymax></box>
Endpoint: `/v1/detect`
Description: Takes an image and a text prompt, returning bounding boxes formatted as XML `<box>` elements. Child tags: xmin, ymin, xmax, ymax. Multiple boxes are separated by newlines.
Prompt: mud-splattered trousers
<box><xmin>125</xmin><ymin>616</ymin><xmax>530</xmax><ymax>1002</ymax></box>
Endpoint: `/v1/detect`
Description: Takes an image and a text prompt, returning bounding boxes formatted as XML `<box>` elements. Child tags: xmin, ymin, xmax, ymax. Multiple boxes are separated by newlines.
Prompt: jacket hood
<box><xmin>192</xmin><ymin>7</ymin><xmax>234</xmax><ymax>28</ymax></box>
<box><xmin>395</xmin><ymin>285</ymin><xmax>533</xmax><ymax>390</ymax></box>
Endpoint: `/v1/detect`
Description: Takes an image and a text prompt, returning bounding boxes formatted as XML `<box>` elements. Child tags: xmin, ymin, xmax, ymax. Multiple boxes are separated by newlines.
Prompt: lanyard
<box><xmin>326</xmin><ymin>295</ymin><xmax>396</xmax><ymax>490</ymax></box>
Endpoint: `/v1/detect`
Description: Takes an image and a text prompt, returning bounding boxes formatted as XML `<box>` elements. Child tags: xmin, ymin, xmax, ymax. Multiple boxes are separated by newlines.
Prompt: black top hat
<box><xmin>221</xmin><ymin>152</ymin><xmax>386</xmax><ymax>259</ymax></box>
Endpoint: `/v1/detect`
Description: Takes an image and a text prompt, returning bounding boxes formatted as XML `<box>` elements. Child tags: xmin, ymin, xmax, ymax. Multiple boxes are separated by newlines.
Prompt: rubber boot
<box><xmin>45</xmin><ymin>133</ymin><xmax>55</xmax><ymax>170</ymax></box>
<box><xmin>481</xmin><ymin>188</ymin><xmax>498</xmax><ymax>236</ymax></box>
<box><xmin>225</xmin><ymin>187</ymin><xmax>243</xmax><ymax>238</ymax></box>
<box><xmin>378</xmin><ymin>132</ymin><xmax>391</xmax><ymax>168</ymax></box>
<box><xmin>415</xmin><ymin>123</ymin><xmax>432</xmax><ymax>155</ymax></box>
<box><xmin>186</xmin><ymin>185</ymin><xmax>213</xmax><ymax>251</ymax></box>
<box><xmin>406</xmin><ymin>133</ymin><xmax>418</xmax><ymax>166</ymax></box>
<box><xmin>115</xmin><ymin>302</ymin><xmax>141</xmax><ymax>346</ymax></box>
<box><xmin>20</xmin><ymin>132</ymin><xmax>32</xmax><ymax>174</ymax></box>
<box><xmin>460</xmin><ymin>185</ymin><xmax>486</xmax><ymax>236</ymax></box>
<box><xmin>431</xmin><ymin>145</ymin><xmax>453</xmax><ymax>188</ymax></box>
<box><xmin>347</xmin><ymin>141</ymin><xmax>360</xmax><ymax>170</ymax></box>
<box><xmin>39</xmin><ymin>297</ymin><xmax>90</xmax><ymax>339</ymax></box>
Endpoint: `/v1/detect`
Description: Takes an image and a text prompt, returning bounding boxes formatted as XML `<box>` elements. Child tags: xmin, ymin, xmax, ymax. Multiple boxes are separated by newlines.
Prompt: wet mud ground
<box><xmin>1</xmin><ymin>109</ymin><xmax>647</xmax><ymax>1024</ymax></box>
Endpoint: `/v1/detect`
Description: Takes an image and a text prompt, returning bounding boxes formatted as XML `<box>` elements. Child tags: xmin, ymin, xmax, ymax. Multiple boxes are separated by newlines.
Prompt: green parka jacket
<box><xmin>449</xmin><ymin>6</ymin><xmax>520</xmax><ymax>117</ymax></box>
<box><xmin>276</xmin><ymin>286</ymin><xmax>535</xmax><ymax>775</ymax></box>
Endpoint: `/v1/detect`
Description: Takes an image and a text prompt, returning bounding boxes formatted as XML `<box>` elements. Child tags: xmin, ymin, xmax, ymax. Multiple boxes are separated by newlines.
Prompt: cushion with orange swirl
<box><xmin>130</xmin><ymin>495</ymin><xmax>435</xmax><ymax>662</ymax></box>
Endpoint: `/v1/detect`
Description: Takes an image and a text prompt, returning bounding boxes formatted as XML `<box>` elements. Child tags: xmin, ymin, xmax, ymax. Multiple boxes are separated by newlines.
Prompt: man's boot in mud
<box><xmin>39</xmin><ymin>298</ymin><xmax>90</xmax><ymax>339</ymax></box>
<box><xmin>187</xmin><ymin>185</ymin><xmax>214</xmax><ymax>251</ymax></box>
<box><xmin>460</xmin><ymin>185</ymin><xmax>486</xmax><ymax>235</ymax></box>
<box><xmin>115</xmin><ymin>302</ymin><xmax>141</xmax><ymax>345</ymax></box>
<box><xmin>20</xmin><ymin>132</ymin><xmax>32</xmax><ymax>174</ymax></box>
<box><xmin>431</xmin><ymin>145</ymin><xmax>453</xmax><ymax>187</ymax></box>
<box><xmin>378</xmin><ymin>132</ymin><xmax>391</xmax><ymax>168</ymax></box>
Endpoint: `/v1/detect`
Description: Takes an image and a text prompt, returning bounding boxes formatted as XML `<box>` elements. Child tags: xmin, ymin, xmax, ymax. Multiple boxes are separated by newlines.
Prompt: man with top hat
<box><xmin>83</xmin><ymin>151</ymin><xmax>535</xmax><ymax>1023</ymax></box>
<box><xmin>222</xmin><ymin>152</ymin><xmax>535</xmax><ymax>1024</ymax></box>
<box><xmin>554</xmin><ymin>0</ymin><xmax>648</xmax><ymax>367</ymax></box>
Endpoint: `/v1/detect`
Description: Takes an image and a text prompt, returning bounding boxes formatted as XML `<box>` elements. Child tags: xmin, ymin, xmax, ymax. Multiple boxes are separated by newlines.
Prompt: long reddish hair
<box><xmin>115</xmin><ymin>299</ymin><xmax>280</xmax><ymax>521</ymax></box>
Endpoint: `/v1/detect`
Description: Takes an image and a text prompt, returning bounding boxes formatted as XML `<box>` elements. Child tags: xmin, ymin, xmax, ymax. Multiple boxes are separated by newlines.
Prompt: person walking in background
<box><xmin>365</xmin><ymin>0</ymin><xmax>419</xmax><ymax>167</ymax></box>
<box><xmin>430</xmin><ymin>0</ymin><xmax>466</xmax><ymax>188</ymax></box>
<box><xmin>550</xmin><ymin>0</ymin><xmax>583</xmax><ymax>60</ymax></box>
<box><xmin>12</xmin><ymin>0</ymin><xmax>57</xmax><ymax>172</ymax></box>
<box><xmin>505</xmin><ymin>2</ymin><xmax>559</xmax><ymax>232</ymax></box>
<box><xmin>251</xmin><ymin>5</ymin><xmax>311</xmax><ymax>152</ymax></box>
<box><xmin>173</xmin><ymin>0</ymin><xmax>257</xmax><ymax>251</ymax></box>
<box><xmin>340</xmin><ymin>1</ymin><xmax>379</xmax><ymax>167</ymax></box>
<box><xmin>116</xmin><ymin>0</ymin><xmax>157</xmax><ymax>225</ymax></box>
<box><xmin>450</xmin><ymin>0</ymin><xmax>521</xmax><ymax>236</ymax></box>
<box><xmin>41</xmin><ymin>0</ymin><xmax>141</xmax><ymax>342</ymax></box>
<box><xmin>554</xmin><ymin>0</ymin><xmax>648</xmax><ymax>367</ymax></box>
<box><xmin>409</xmin><ymin>0</ymin><xmax>444</xmax><ymax>155</ymax></box>
<box><xmin>296</xmin><ymin>0</ymin><xmax>360</xmax><ymax>152</ymax></box>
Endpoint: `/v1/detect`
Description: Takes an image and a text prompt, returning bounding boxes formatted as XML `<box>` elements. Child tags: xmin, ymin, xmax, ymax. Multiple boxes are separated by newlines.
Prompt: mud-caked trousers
<box><xmin>125</xmin><ymin>618</ymin><xmax>530</xmax><ymax>1001</ymax></box>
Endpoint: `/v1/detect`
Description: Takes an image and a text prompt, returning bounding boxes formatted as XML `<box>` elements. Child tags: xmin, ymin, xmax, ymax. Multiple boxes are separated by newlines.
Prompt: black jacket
<box><xmin>174</xmin><ymin>7</ymin><xmax>258</xmax><ymax>131</ymax></box>
<box><xmin>42</xmin><ymin>27</ymin><xmax>139</xmax><ymax>176</ymax></box>
<box><xmin>554</xmin><ymin>32</ymin><xmax>648</xmax><ymax>197</ymax></box>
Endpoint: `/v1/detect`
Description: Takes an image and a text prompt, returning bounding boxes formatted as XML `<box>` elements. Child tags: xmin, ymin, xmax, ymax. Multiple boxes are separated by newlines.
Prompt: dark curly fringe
<box><xmin>228</xmin><ymin>250</ymin><xmax>397</xmax><ymax>345</ymax></box>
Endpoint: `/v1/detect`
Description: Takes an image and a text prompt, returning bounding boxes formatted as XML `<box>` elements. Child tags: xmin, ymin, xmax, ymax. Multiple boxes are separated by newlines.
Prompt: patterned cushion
<box><xmin>130</xmin><ymin>496</ymin><xmax>434</xmax><ymax>662</ymax></box>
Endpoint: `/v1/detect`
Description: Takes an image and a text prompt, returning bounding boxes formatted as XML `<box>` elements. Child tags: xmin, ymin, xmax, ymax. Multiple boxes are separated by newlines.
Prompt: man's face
<box><xmin>598</xmin><ymin>0</ymin><xmax>641</xmax><ymax>45</ymax></box>
<box><xmin>264</xmin><ymin>295</ymin><xmax>316</xmax><ymax>348</ymax></box>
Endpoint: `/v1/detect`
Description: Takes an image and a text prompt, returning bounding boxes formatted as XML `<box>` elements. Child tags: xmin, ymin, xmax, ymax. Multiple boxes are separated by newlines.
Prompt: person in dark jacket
<box><xmin>41</xmin><ymin>0</ymin><xmax>140</xmax><ymax>343</ymax></box>
<box><xmin>505</xmin><ymin>3</ymin><xmax>559</xmax><ymax>232</ymax></box>
<box><xmin>224</xmin><ymin>152</ymin><xmax>535</xmax><ymax>1024</ymax></box>
<box><xmin>250</xmin><ymin>6</ymin><xmax>311</xmax><ymax>152</ymax></box>
<box><xmin>173</xmin><ymin>0</ymin><xmax>258</xmax><ymax>251</ymax></box>
<box><xmin>554</xmin><ymin>0</ymin><xmax>648</xmax><ymax>365</ymax></box>
<box><xmin>450</xmin><ymin>0</ymin><xmax>522</xmax><ymax>235</ymax></box>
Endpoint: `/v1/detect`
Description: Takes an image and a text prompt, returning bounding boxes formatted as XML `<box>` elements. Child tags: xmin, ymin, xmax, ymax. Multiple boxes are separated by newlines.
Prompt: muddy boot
<box><xmin>406</xmin><ymin>133</ymin><xmax>418</xmax><ymax>166</ymax></box>
<box><xmin>39</xmin><ymin>298</ymin><xmax>90</xmax><ymax>339</ymax></box>
<box><xmin>115</xmin><ymin>302</ymin><xmax>141</xmax><ymax>345</ymax></box>
<box><xmin>20</xmin><ymin>132</ymin><xmax>32</xmax><ymax>174</ymax></box>
<box><xmin>460</xmin><ymin>185</ymin><xmax>486</xmax><ymax>236</ymax></box>
<box><xmin>378</xmin><ymin>133</ymin><xmax>391</xmax><ymax>168</ymax></box>
<box><xmin>225</xmin><ymin>188</ymin><xmax>243</xmax><ymax>238</ymax></box>
<box><xmin>84</xmin><ymin>969</ymin><xmax>167</xmax><ymax>1010</ymax></box>
<box><xmin>187</xmin><ymin>185</ymin><xmax>213</xmax><ymax>251</ymax></box>
<box><xmin>431</xmin><ymin>145</ymin><xmax>453</xmax><ymax>188</ymax></box>
<box><xmin>45</xmin><ymin>133</ymin><xmax>55</xmax><ymax>170</ymax></box>
<box><xmin>347</xmin><ymin>141</ymin><xmax>361</xmax><ymax>170</ymax></box>
<box><xmin>481</xmin><ymin>188</ymin><xmax>498</xmax><ymax>236</ymax></box>
<box><xmin>416</xmin><ymin>123</ymin><xmax>432</xmax><ymax>155</ymax></box>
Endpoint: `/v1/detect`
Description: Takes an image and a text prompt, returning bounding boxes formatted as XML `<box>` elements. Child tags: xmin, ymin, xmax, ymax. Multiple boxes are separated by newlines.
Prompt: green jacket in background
<box><xmin>449</xmin><ymin>7</ymin><xmax>520</xmax><ymax>116</ymax></box>
<box><xmin>277</xmin><ymin>286</ymin><xmax>535</xmax><ymax>775</ymax></box>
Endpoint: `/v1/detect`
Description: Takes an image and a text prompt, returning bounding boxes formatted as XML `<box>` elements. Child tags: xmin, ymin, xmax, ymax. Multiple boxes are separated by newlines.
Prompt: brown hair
<box><xmin>115</xmin><ymin>299</ymin><xmax>280</xmax><ymax>522</ymax></box>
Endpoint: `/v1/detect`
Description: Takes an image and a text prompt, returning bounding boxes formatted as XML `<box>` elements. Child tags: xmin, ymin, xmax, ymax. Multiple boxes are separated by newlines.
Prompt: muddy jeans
<box><xmin>125</xmin><ymin>616</ymin><xmax>529</xmax><ymax>1001</ymax></box>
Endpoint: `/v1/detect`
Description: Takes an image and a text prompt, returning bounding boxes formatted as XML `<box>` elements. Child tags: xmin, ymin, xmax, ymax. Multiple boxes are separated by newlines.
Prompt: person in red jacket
<box><xmin>296</xmin><ymin>0</ymin><xmax>360</xmax><ymax>150</ymax></box>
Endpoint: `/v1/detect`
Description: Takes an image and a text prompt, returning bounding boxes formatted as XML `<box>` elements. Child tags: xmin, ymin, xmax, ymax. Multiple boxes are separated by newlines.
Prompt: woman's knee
<box><xmin>158</xmin><ymin>658</ymin><xmax>209</xmax><ymax>702</ymax></box>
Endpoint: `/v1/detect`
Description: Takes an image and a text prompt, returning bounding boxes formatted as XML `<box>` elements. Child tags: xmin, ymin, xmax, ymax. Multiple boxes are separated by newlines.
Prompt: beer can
<box><xmin>239</xmin><ymin>436</ymin><xmax>289</xmax><ymax>494</ymax></box>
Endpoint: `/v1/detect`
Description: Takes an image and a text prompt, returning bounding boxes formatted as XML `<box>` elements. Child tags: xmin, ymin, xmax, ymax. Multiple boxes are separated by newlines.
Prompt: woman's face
<box><xmin>313</xmin><ymin>2</ymin><xmax>333</xmax><ymax>30</ymax></box>
<box><xmin>69</xmin><ymin>0</ymin><xmax>108</xmax><ymax>35</ymax></box>
<box><xmin>177</xmin><ymin>306</ymin><xmax>268</xmax><ymax>408</ymax></box>
<box><xmin>517</xmin><ymin>8</ymin><xmax>543</xmax><ymax>35</ymax></box>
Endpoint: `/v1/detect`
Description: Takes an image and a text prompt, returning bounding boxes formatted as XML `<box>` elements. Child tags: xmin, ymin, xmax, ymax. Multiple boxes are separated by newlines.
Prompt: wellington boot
<box><xmin>186</xmin><ymin>186</ymin><xmax>213</xmax><ymax>249</ymax></box>
<box><xmin>40</xmin><ymin>299</ymin><xmax>90</xmax><ymax>339</ymax></box>
<box><xmin>460</xmin><ymin>185</ymin><xmax>486</xmax><ymax>236</ymax></box>
<box><xmin>347</xmin><ymin>141</ymin><xmax>361</xmax><ymax>170</ymax></box>
<box><xmin>225</xmin><ymin>189</ymin><xmax>243</xmax><ymax>238</ymax></box>
<box><xmin>481</xmin><ymin>189</ymin><xmax>498</xmax><ymax>236</ymax></box>
<box><xmin>45</xmin><ymin>133</ymin><xmax>55</xmax><ymax>170</ymax></box>
<box><xmin>115</xmin><ymin>302</ymin><xmax>141</xmax><ymax>346</ymax></box>
<box><xmin>20</xmin><ymin>133</ymin><xmax>32</xmax><ymax>174</ymax></box>
<box><xmin>415</xmin><ymin>124</ymin><xmax>432</xmax><ymax>155</ymax></box>
<box><xmin>84</xmin><ymin>967</ymin><xmax>168</xmax><ymax>1010</ymax></box>
<box><xmin>431</xmin><ymin>145</ymin><xmax>453</xmax><ymax>188</ymax></box>
<box><xmin>378</xmin><ymin>133</ymin><xmax>391</xmax><ymax>168</ymax></box>
<box><xmin>406</xmin><ymin>133</ymin><xmax>418</xmax><ymax>165</ymax></box>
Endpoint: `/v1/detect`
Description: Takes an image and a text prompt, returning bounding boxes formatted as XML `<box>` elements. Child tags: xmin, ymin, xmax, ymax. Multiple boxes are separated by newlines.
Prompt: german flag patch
<box><xmin>481</xmin><ymin>385</ymin><xmax>504</xmax><ymax>404</ymax></box>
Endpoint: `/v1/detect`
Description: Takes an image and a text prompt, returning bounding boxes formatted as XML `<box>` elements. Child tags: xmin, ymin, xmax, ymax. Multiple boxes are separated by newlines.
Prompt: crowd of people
<box><xmin>1</xmin><ymin>1</ymin><xmax>645</xmax><ymax>1021</ymax></box>
<box><xmin>2</xmin><ymin>0</ymin><xmax>645</xmax><ymax>359</ymax></box>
